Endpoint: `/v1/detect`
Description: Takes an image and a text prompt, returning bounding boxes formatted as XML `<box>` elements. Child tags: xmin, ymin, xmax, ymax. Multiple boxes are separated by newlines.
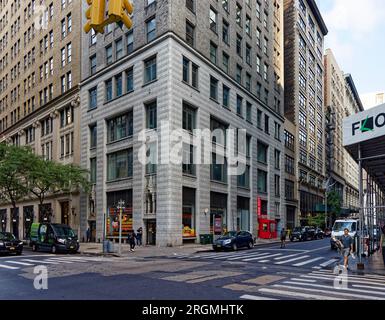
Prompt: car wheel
<box><xmin>32</xmin><ymin>244</ymin><xmax>38</xmax><ymax>252</ymax></box>
<box><xmin>16</xmin><ymin>250</ymin><xmax>22</xmax><ymax>256</ymax></box>
<box><xmin>290</xmin><ymin>238</ymin><xmax>294</xmax><ymax>242</ymax></box>
<box><xmin>51</xmin><ymin>245</ymin><xmax>57</xmax><ymax>254</ymax></box>
<box><xmin>248</xmin><ymin>241</ymin><xmax>254</xmax><ymax>249</ymax></box>
<box><xmin>214</xmin><ymin>248</ymin><xmax>220</xmax><ymax>252</ymax></box>
<box><xmin>232</xmin><ymin>243</ymin><xmax>238</xmax><ymax>251</ymax></box>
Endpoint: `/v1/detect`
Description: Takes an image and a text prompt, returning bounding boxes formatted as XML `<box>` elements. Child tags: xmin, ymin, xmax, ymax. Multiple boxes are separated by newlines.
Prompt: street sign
<box><xmin>343</xmin><ymin>103</ymin><xmax>385</xmax><ymax>146</ymax></box>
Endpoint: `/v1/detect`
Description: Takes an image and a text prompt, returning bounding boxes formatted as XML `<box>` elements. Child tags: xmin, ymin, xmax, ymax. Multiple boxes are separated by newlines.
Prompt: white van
<box><xmin>330</xmin><ymin>219</ymin><xmax>359</xmax><ymax>250</ymax></box>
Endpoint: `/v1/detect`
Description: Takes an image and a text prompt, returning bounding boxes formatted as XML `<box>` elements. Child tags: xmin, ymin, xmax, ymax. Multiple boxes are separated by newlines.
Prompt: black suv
<box><xmin>290</xmin><ymin>227</ymin><xmax>316</xmax><ymax>242</ymax></box>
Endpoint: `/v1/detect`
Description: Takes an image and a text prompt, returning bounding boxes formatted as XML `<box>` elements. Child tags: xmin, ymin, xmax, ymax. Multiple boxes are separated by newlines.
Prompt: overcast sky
<box><xmin>317</xmin><ymin>0</ymin><xmax>385</xmax><ymax>95</ymax></box>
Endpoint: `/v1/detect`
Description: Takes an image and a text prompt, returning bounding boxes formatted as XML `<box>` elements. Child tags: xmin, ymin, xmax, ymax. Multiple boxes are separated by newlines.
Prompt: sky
<box><xmin>317</xmin><ymin>0</ymin><xmax>385</xmax><ymax>96</ymax></box>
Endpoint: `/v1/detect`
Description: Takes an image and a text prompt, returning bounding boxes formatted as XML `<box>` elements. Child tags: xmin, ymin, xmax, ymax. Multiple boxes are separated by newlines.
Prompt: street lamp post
<box><xmin>117</xmin><ymin>199</ymin><xmax>125</xmax><ymax>256</ymax></box>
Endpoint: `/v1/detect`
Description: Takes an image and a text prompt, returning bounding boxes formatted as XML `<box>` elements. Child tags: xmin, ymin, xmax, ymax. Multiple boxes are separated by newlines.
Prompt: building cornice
<box><xmin>306</xmin><ymin>0</ymin><xmax>328</xmax><ymax>36</ymax></box>
<box><xmin>344</xmin><ymin>74</ymin><xmax>364</xmax><ymax>112</ymax></box>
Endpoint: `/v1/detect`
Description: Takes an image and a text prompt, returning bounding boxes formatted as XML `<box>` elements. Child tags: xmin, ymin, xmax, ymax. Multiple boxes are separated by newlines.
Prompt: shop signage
<box><xmin>343</xmin><ymin>103</ymin><xmax>385</xmax><ymax>146</ymax></box>
<box><xmin>257</xmin><ymin>198</ymin><xmax>262</xmax><ymax>217</ymax></box>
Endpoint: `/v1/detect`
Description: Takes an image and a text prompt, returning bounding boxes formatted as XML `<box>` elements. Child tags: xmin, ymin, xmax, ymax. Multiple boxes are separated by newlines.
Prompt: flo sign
<box><xmin>343</xmin><ymin>103</ymin><xmax>385</xmax><ymax>146</ymax></box>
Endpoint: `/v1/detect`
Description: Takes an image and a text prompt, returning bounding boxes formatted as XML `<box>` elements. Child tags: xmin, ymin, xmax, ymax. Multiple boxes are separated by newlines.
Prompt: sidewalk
<box><xmin>362</xmin><ymin>250</ymin><xmax>385</xmax><ymax>276</ymax></box>
<box><xmin>79</xmin><ymin>238</ymin><xmax>281</xmax><ymax>258</ymax></box>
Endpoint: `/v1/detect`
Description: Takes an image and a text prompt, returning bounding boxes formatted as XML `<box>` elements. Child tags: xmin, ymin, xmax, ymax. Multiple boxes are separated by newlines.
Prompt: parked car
<box><xmin>290</xmin><ymin>227</ymin><xmax>316</xmax><ymax>242</ymax></box>
<box><xmin>212</xmin><ymin>231</ymin><xmax>254</xmax><ymax>251</ymax></box>
<box><xmin>0</xmin><ymin>232</ymin><xmax>23</xmax><ymax>255</ymax></box>
<box><xmin>30</xmin><ymin>223</ymin><xmax>79</xmax><ymax>254</ymax></box>
<box><xmin>315</xmin><ymin>228</ymin><xmax>325</xmax><ymax>239</ymax></box>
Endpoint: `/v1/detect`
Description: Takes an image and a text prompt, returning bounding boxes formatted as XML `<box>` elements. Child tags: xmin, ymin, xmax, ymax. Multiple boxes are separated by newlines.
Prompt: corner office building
<box><xmin>80</xmin><ymin>0</ymin><xmax>286</xmax><ymax>246</ymax></box>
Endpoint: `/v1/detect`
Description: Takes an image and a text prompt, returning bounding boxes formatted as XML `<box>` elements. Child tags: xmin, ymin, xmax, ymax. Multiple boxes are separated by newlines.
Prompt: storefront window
<box><xmin>182</xmin><ymin>188</ymin><xmax>196</xmax><ymax>238</ymax></box>
<box><xmin>210</xmin><ymin>192</ymin><xmax>227</xmax><ymax>235</ymax></box>
<box><xmin>106</xmin><ymin>190</ymin><xmax>133</xmax><ymax>239</ymax></box>
<box><xmin>237</xmin><ymin>197</ymin><xmax>250</xmax><ymax>232</ymax></box>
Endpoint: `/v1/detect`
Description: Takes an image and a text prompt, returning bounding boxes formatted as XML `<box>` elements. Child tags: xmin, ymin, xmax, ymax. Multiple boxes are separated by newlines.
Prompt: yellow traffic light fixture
<box><xmin>84</xmin><ymin>0</ymin><xmax>106</xmax><ymax>34</ymax></box>
<box><xmin>108</xmin><ymin>0</ymin><xmax>134</xmax><ymax>30</ymax></box>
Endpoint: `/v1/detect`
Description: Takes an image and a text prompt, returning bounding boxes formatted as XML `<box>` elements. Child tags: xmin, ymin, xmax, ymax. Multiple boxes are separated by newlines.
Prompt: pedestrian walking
<box><xmin>381</xmin><ymin>226</ymin><xmax>385</xmax><ymax>265</ymax></box>
<box><xmin>129</xmin><ymin>231</ymin><xmax>136</xmax><ymax>252</ymax></box>
<box><xmin>136</xmin><ymin>227</ymin><xmax>143</xmax><ymax>246</ymax></box>
<box><xmin>280</xmin><ymin>228</ymin><xmax>287</xmax><ymax>248</ymax></box>
<box><xmin>340</xmin><ymin>228</ymin><xmax>355</xmax><ymax>269</ymax></box>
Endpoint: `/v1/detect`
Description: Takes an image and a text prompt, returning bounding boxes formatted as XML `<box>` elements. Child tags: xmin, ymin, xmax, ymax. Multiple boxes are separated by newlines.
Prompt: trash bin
<box><xmin>200</xmin><ymin>234</ymin><xmax>213</xmax><ymax>245</ymax></box>
<box><xmin>102</xmin><ymin>240</ymin><xmax>109</xmax><ymax>253</ymax></box>
<box><xmin>107</xmin><ymin>241</ymin><xmax>114</xmax><ymax>253</ymax></box>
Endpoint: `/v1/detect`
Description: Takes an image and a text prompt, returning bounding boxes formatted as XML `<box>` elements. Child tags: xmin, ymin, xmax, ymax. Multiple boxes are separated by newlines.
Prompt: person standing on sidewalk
<box><xmin>280</xmin><ymin>228</ymin><xmax>287</xmax><ymax>248</ymax></box>
<box><xmin>136</xmin><ymin>227</ymin><xmax>143</xmax><ymax>246</ymax></box>
<box><xmin>341</xmin><ymin>228</ymin><xmax>354</xmax><ymax>269</ymax></box>
<box><xmin>129</xmin><ymin>231</ymin><xmax>136</xmax><ymax>252</ymax></box>
<box><xmin>381</xmin><ymin>226</ymin><xmax>385</xmax><ymax>265</ymax></box>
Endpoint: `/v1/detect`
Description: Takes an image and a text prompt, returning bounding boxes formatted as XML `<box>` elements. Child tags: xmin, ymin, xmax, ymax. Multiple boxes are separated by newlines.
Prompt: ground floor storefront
<box><xmin>0</xmin><ymin>195</ymin><xmax>80</xmax><ymax>240</ymax></box>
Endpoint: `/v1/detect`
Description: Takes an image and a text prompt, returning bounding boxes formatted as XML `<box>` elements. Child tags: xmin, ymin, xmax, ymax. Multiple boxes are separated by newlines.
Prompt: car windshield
<box><xmin>333</xmin><ymin>222</ymin><xmax>356</xmax><ymax>232</ymax></box>
<box><xmin>222</xmin><ymin>231</ymin><xmax>238</xmax><ymax>238</ymax></box>
<box><xmin>0</xmin><ymin>232</ymin><xmax>16</xmax><ymax>240</ymax></box>
<box><xmin>293</xmin><ymin>227</ymin><xmax>302</xmax><ymax>232</ymax></box>
<box><xmin>54</xmin><ymin>226</ymin><xmax>76</xmax><ymax>238</ymax></box>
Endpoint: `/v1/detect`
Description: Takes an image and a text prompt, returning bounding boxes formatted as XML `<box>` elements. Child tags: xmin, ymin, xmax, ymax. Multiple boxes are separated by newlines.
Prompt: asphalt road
<box><xmin>1</xmin><ymin>238</ymin><xmax>384</xmax><ymax>300</ymax></box>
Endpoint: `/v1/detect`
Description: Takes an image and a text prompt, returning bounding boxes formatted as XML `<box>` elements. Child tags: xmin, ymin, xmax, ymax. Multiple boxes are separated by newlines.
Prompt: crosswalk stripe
<box><xmin>0</xmin><ymin>264</ymin><xmax>19</xmax><ymax>270</ymax></box>
<box><xmin>243</xmin><ymin>253</ymin><xmax>282</xmax><ymax>262</ymax></box>
<box><xmin>5</xmin><ymin>261</ymin><xmax>34</xmax><ymax>266</ymax></box>
<box><xmin>312</xmin><ymin>270</ymin><xmax>385</xmax><ymax>281</ymax></box>
<box><xmin>274</xmin><ymin>253</ymin><xmax>302</xmax><ymax>261</ymax></box>
<box><xmin>45</xmin><ymin>259</ymin><xmax>74</xmax><ymax>264</ymax></box>
<box><xmin>22</xmin><ymin>259</ymin><xmax>59</xmax><ymax>265</ymax></box>
<box><xmin>240</xmin><ymin>294</ymin><xmax>278</xmax><ymax>301</ymax></box>
<box><xmin>282</xmin><ymin>281</ymin><xmax>385</xmax><ymax>297</ymax></box>
<box><xmin>312</xmin><ymin>266</ymin><xmax>322</xmax><ymax>269</ymax></box>
<box><xmin>272</xmin><ymin>284</ymin><xmax>383</xmax><ymax>300</ymax></box>
<box><xmin>227</xmin><ymin>252</ymin><xmax>272</xmax><ymax>261</ymax></box>
<box><xmin>259</xmin><ymin>287</ymin><xmax>344</xmax><ymax>300</ymax></box>
<box><xmin>292</xmin><ymin>257</ymin><xmax>325</xmax><ymax>267</ymax></box>
<box><xmin>319</xmin><ymin>259</ymin><xmax>339</xmax><ymax>267</ymax></box>
<box><xmin>290</xmin><ymin>278</ymin><xmax>317</xmax><ymax>283</ymax></box>
<box><xmin>274</xmin><ymin>255</ymin><xmax>310</xmax><ymax>265</ymax></box>
<box><xmin>211</xmin><ymin>251</ymin><xmax>261</xmax><ymax>260</ymax></box>
<box><xmin>353</xmin><ymin>284</ymin><xmax>385</xmax><ymax>291</ymax></box>
<box><xmin>302</xmin><ymin>274</ymin><xmax>385</xmax><ymax>286</ymax></box>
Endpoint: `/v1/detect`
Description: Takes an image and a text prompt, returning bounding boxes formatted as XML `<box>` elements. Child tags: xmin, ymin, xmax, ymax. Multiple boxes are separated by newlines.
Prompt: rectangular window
<box><xmin>107</xmin><ymin>112</ymin><xmax>134</xmax><ymax>143</ymax></box>
<box><xmin>107</xmin><ymin>149</ymin><xmax>133</xmax><ymax>181</ymax></box>
<box><xmin>105</xmin><ymin>79</ymin><xmax>113</xmax><ymax>102</ymax></box>
<box><xmin>90</xmin><ymin>124</ymin><xmax>97</xmax><ymax>149</ymax></box>
<box><xmin>89</xmin><ymin>87</ymin><xmax>97</xmax><ymax>110</ymax></box>
<box><xmin>144</xmin><ymin>56</ymin><xmax>157</xmax><ymax>84</ymax></box>
<box><xmin>210</xmin><ymin>76</ymin><xmax>218</xmax><ymax>101</ymax></box>
<box><xmin>183</xmin><ymin>103</ymin><xmax>196</xmax><ymax>133</ymax></box>
<box><xmin>115</xmin><ymin>74</ymin><xmax>123</xmax><ymax>97</ymax></box>
<box><xmin>257</xmin><ymin>170</ymin><xmax>267</xmax><ymax>193</ymax></box>
<box><xmin>146</xmin><ymin>17</ymin><xmax>156</xmax><ymax>42</ymax></box>
<box><xmin>223</xmin><ymin>85</ymin><xmax>230</xmax><ymax>108</ymax></box>
<box><xmin>126</xmin><ymin>67</ymin><xmax>134</xmax><ymax>92</ymax></box>
<box><xmin>146</xmin><ymin>101</ymin><xmax>157</xmax><ymax>129</ymax></box>
<box><xmin>257</xmin><ymin>141</ymin><xmax>268</xmax><ymax>163</ymax></box>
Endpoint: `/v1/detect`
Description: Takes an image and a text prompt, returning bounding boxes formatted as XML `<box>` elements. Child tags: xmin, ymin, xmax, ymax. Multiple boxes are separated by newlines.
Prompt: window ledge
<box><xmin>182</xmin><ymin>80</ymin><xmax>200</xmax><ymax>93</ymax></box>
<box><xmin>210</xmin><ymin>97</ymin><xmax>220</xmax><ymax>105</ymax></box>
<box><xmin>106</xmin><ymin>136</ymin><xmax>133</xmax><ymax>146</ymax></box>
<box><xmin>142</xmin><ymin>78</ymin><xmax>158</xmax><ymax>88</ymax></box>
<box><xmin>106</xmin><ymin>177</ymin><xmax>133</xmax><ymax>184</ymax></box>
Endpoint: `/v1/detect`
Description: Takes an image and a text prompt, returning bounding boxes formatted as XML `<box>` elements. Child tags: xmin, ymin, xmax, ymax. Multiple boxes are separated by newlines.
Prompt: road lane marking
<box><xmin>301</xmin><ymin>274</ymin><xmax>385</xmax><ymax>286</ymax></box>
<box><xmin>311</xmin><ymin>270</ymin><xmax>385</xmax><ymax>281</ymax></box>
<box><xmin>243</xmin><ymin>253</ymin><xmax>282</xmax><ymax>262</ymax></box>
<box><xmin>272</xmin><ymin>284</ymin><xmax>383</xmax><ymax>300</ymax></box>
<box><xmin>0</xmin><ymin>264</ymin><xmax>19</xmax><ymax>270</ymax></box>
<box><xmin>22</xmin><ymin>259</ymin><xmax>59</xmax><ymax>265</ymax></box>
<box><xmin>274</xmin><ymin>255</ymin><xmax>310</xmax><ymax>265</ymax></box>
<box><xmin>292</xmin><ymin>257</ymin><xmax>325</xmax><ymax>267</ymax></box>
<box><xmin>259</xmin><ymin>288</ymin><xmax>344</xmax><ymax>300</ymax></box>
<box><xmin>290</xmin><ymin>278</ymin><xmax>317</xmax><ymax>283</ymax></box>
<box><xmin>352</xmin><ymin>284</ymin><xmax>385</xmax><ymax>291</ymax></box>
<box><xmin>240</xmin><ymin>294</ymin><xmax>278</xmax><ymax>301</ymax></box>
<box><xmin>45</xmin><ymin>259</ymin><xmax>74</xmax><ymax>264</ymax></box>
<box><xmin>5</xmin><ymin>261</ymin><xmax>34</xmax><ymax>266</ymax></box>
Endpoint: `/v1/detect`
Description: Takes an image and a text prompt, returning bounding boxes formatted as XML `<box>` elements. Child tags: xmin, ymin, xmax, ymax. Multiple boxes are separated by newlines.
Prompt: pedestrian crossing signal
<box><xmin>108</xmin><ymin>0</ymin><xmax>134</xmax><ymax>30</ymax></box>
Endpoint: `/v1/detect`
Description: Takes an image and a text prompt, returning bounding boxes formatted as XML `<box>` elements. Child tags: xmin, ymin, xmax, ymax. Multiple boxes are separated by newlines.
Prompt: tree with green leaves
<box><xmin>0</xmin><ymin>144</ymin><xmax>34</xmax><ymax>217</ymax></box>
<box><xmin>327</xmin><ymin>190</ymin><xmax>343</xmax><ymax>226</ymax></box>
<box><xmin>26</xmin><ymin>157</ymin><xmax>91</xmax><ymax>218</ymax></box>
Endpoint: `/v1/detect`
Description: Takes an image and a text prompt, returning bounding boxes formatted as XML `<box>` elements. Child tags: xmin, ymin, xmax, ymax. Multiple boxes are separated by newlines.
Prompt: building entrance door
<box><xmin>146</xmin><ymin>220</ymin><xmax>156</xmax><ymax>245</ymax></box>
<box><xmin>61</xmin><ymin>202</ymin><xmax>70</xmax><ymax>225</ymax></box>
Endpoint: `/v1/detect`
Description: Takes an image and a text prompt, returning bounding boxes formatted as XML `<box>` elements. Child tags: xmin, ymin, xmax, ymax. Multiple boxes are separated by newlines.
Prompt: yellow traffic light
<box><xmin>84</xmin><ymin>0</ymin><xmax>106</xmax><ymax>34</ymax></box>
<box><xmin>108</xmin><ymin>0</ymin><xmax>134</xmax><ymax>30</ymax></box>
